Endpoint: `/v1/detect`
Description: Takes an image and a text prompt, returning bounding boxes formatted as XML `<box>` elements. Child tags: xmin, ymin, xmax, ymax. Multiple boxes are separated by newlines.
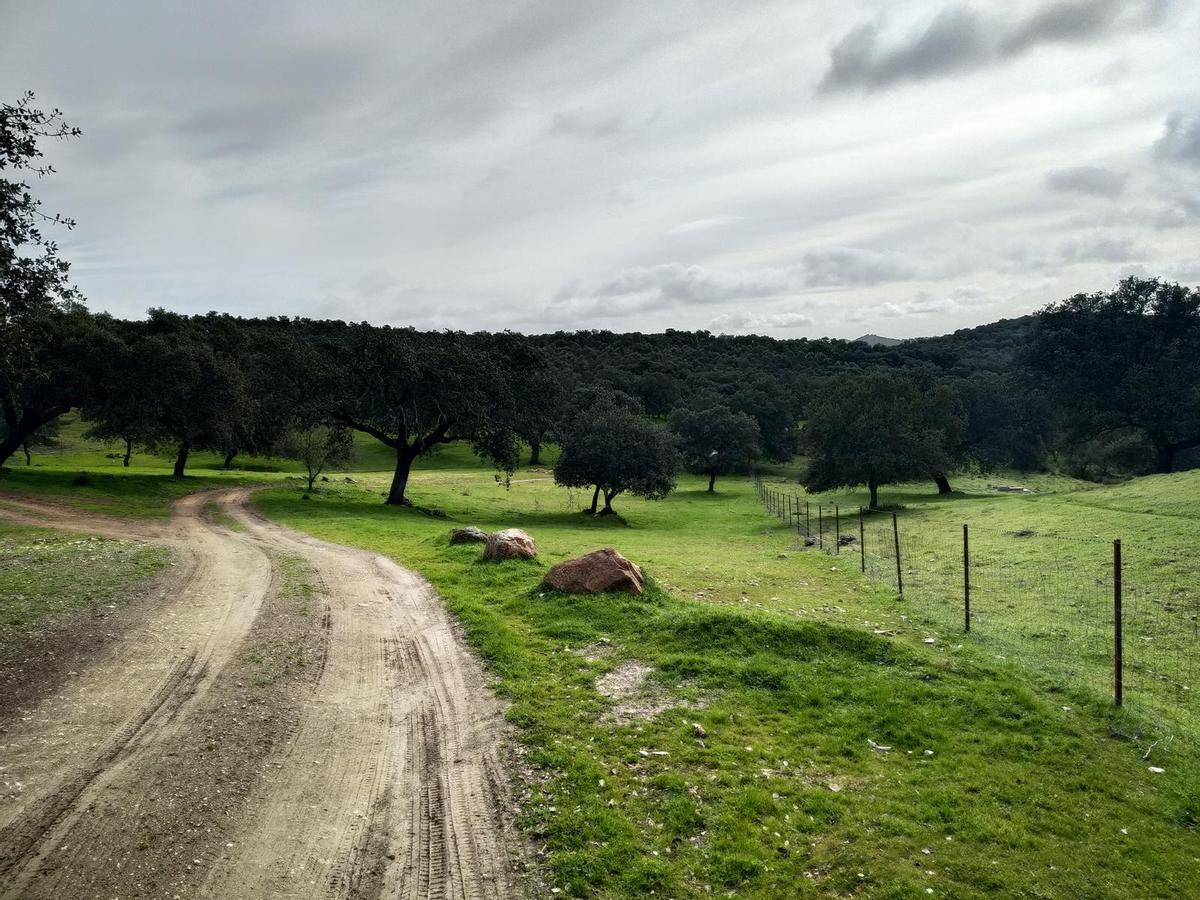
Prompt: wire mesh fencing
<box><xmin>753</xmin><ymin>477</ymin><xmax>1200</xmax><ymax>741</ymax></box>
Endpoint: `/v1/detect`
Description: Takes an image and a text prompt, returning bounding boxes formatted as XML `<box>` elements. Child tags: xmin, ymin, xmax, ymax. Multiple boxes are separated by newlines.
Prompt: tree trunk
<box><xmin>22</xmin><ymin>442</ymin><xmax>31</xmax><ymax>465</ymax></box>
<box><xmin>707</xmin><ymin>471</ymin><xmax>716</xmax><ymax>492</ymax></box>
<box><xmin>868</xmin><ymin>478</ymin><xmax>880</xmax><ymax>510</ymax></box>
<box><xmin>1155</xmin><ymin>442</ymin><xmax>1175</xmax><ymax>474</ymax></box>
<box><xmin>0</xmin><ymin>430</ymin><xmax>23</xmax><ymax>468</ymax></box>
<box><xmin>601</xmin><ymin>488</ymin><xmax>621</xmax><ymax>515</ymax></box>
<box><xmin>123</xmin><ymin>437</ymin><xmax>133</xmax><ymax>467</ymax></box>
<box><xmin>306</xmin><ymin>468</ymin><xmax>318</xmax><ymax>492</ymax></box>
<box><xmin>528</xmin><ymin>438</ymin><xmax>541</xmax><ymax>466</ymax></box>
<box><xmin>223</xmin><ymin>450</ymin><xmax>237</xmax><ymax>470</ymax></box>
<box><xmin>588</xmin><ymin>484</ymin><xmax>600</xmax><ymax>514</ymax></box>
<box><xmin>173</xmin><ymin>442</ymin><xmax>190</xmax><ymax>478</ymax></box>
<box><xmin>385</xmin><ymin>446</ymin><xmax>418</xmax><ymax>506</ymax></box>
<box><xmin>933</xmin><ymin>472</ymin><xmax>953</xmax><ymax>494</ymax></box>
<box><xmin>0</xmin><ymin>408</ymin><xmax>67</xmax><ymax>469</ymax></box>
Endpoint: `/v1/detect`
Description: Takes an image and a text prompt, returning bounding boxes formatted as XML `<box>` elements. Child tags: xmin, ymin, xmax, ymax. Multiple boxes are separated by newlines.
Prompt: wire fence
<box><xmin>753</xmin><ymin>477</ymin><xmax>1200</xmax><ymax>742</ymax></box>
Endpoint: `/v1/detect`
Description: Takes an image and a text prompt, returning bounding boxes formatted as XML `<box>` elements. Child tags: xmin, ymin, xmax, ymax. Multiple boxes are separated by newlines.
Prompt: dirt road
<box><xmin>0</xmin><ymin>489</ymin><xmax>528</xmax><ymax>898</ymax></box>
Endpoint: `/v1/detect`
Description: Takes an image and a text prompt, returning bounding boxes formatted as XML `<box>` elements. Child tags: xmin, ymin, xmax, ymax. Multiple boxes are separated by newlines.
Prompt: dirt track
<box><xmin>0</xmin><ymin>489</ymin><xmax>527</xmax><ymax>899</ymax></box>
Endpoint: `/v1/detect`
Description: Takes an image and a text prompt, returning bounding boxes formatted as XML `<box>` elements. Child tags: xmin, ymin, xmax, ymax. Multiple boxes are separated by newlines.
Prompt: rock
<box><xmin>837</xmin><ymin>533</ymin><xmax>856</xmax><ymax>546</ymax></box>
<box><xmin>803</xmin><ymin>535</ymin><xmax>817</xmax><ymax>547</ymax></box>
<box><xmin>542</xmin><ymin>548</ymin><xmax>644</xmax><ymax>595</ymax></box>
<box><xmin>484</xmin><ymin>528</ymin><xmax>537</xmax><ymax>560</ymax></box>
<box><xmin>449</xmin><ymin>526</ymin><xmax>488</xmax><ymax>544</ymax></box>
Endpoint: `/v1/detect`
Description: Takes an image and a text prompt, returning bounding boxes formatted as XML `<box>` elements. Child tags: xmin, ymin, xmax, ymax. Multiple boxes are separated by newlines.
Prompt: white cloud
<box><xmin>708</xmin><ymin>311</ymin><xmax>814</xmax><ymax>333</ymax></box>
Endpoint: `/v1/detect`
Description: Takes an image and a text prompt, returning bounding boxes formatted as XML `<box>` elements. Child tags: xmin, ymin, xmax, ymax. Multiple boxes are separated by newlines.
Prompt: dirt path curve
<box><xmin>0</xmin><ymin>489</ymin><xmax>526</xmax><ymax>899</ymax></box>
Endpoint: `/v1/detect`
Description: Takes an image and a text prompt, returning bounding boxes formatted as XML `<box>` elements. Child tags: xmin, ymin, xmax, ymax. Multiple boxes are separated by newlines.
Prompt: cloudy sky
<box><xmin>3</xmin><ymin>1</ymin><xmax>1199</xmax><ymax>338</ymax></box>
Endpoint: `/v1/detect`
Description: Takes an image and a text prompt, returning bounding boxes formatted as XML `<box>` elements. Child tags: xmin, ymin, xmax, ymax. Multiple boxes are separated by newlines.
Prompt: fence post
<box><xmin>805</xmin><ymin>501</ymin><xmax>810</xmax><ymax>536</ymax></box>
<box><xmin>963</xmin><ymin>523</ymin><xmax>970</xmax><ymax>633</ymax></box>
<box><xmin>859</xmin><ymin>507</ymin><xmax>865</xmax><ymax>573</ymax></box>
<box><xmin>1114</xmin><ymin>539</ymin><xmax>1123</xmax><ymax>707</ymax></box>
<box><xmin>835</xmin><ymin>505</ymin><xmax>840</xmax><ymax>555</ymax></box>
<box><xmin>892</xmin><ymin>512</ymin><xmax>903</xmax><ymax>596</ymax></box>
<box><xmin>818</xmin><ymin>505</ymin><xmax>824</xmax><ymax>550</ymax></box>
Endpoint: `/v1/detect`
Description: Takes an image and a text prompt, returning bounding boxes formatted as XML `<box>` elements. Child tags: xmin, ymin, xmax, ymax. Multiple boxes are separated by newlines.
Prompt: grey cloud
<box><xmin>1058</xmin><ymin>233</ymin><xmax>1141</xmax><ymax>263</ymax></box>
<box><xmin>555</xmin><ymin>249</ymin><xmax>933</xmax><ymax>312</ymax></box>
<box><xmin>1046</xmin><ymin>165</ymin><xmax>1128</xmax><ymax>198</ymax></box>
<box><xmin>819</xmin><ymin>9</ymin><xmax>985</xmax><ymax>93</ymax></box>
<box><xmin>1000</xmin><ymin>0</ymin><xmax>1122</xmax><ymax>55</ymax></box>
<box><xmin>562</xmin><ymin>262</ymin><xmax>795</xmax><ymax>307</ymax></box>
<box><xmin>820</xmin><ymin>0</ymin><xmax>1145</xmax><ymax>93</ymax></box>
<box><xmin>550</xmin><ymin>109</ymin><xmax>629</xmax><ymax>141</ymax></box>
<box><xmin>1154</xmin><ymin>112</ymin><xmax>1200</xmax><ymax>167</ymax></box>
<box><xmin>800</xmin><ymin>248</ymin><xmax>922</xmax><ymax>287</ymax></box>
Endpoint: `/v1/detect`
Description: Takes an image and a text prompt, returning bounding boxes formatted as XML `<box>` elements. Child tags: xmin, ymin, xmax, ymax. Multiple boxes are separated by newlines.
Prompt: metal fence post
<box><xmin>892</xmin><ymin>512</ymin><xmax>903</xmax><ymax>597</ymax></box>
<box><xmin>818</xmin><ymin>505</ymin><xmax>824</xmax><ymax>550</ymax></box>
<box><xmin>835</xmin><ymin>505</ymin><xmax>840</xmax><ymax>555</ymax></box>
<box><xmin>859</xmin><ymin>506</ymin><xmax>865</xmax><ymax>573</ymax></box>
<box><xmin>1114</xmin><ymin>538</ymin><xmax>1123</xmax><ymax>707</ymax></box>
<box><xmin>805</xmin><ymin>501</ymin><xmax>810</xmax><ymax>536</ymax></box>
<box><xmin>963</xmin><ymin>523</ymin><xmax>970</xmax><ymax>633</ymax></box>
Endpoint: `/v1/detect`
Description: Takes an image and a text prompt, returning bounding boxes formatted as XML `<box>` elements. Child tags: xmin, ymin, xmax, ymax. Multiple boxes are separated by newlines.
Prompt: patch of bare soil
<box><xmin>595</xmin><ymin>660</ymin><xmax>699</xmax><ymax>724</ymax></box>
<box><xmin>0</xmin><ymin>490</ymin><xmax>532</xmax><ymax>899</ymax></box>
<box><xmin>0</xmin><ymin>563</ymin><xmax>174</xmax><ymax>726</ymax></box>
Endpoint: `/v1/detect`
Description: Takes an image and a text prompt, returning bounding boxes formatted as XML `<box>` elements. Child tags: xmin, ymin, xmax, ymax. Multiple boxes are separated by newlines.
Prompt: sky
<box><xmin>3</xmin><ymin>0</ymin><xmax>1199</xmax><ymax>339</ymax></box>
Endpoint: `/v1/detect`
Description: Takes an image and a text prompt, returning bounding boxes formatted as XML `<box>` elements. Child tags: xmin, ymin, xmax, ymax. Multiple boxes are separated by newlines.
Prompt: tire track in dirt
<box><xmin>201</xmin><ymin>494</ymin><xmax>526</xmax><ymax>899</ymax></box>
<box><xmin>0</xmin><ymin>491</ymin><xmax>272</xmax><ymax>894</ymax></box>
<box><xmin>0</xmin><ymin>489</ymin><xmax>529</xmax><ymax>898</ymax></box>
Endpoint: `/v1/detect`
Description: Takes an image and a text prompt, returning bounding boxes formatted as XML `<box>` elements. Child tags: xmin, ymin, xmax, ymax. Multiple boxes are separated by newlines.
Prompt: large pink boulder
<box><xmin>483</xmin><ymin>528</ymin><xmax>537</xmax><ymax>560</ymax></box>
<box><xmin>542</xmin><ymin>549</ymin><xmax>644</xmax><ymax>595</ymax></box>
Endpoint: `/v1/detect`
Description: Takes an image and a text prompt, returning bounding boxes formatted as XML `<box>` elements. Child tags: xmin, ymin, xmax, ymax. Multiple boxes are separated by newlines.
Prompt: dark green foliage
<box><xmin>802</xmin><ymin>371</ymin><xmax>965</xmax><ymax>508</ymax></box>
<box><xmin>0</xmin><ymin>94</ymin><xmax>87</xmax><ymax>467</ymax></box>
<box><xmin>325</xmin><ymin>324</ymin><xmax>532</xmax><ymax>505</ymax></box>
<box><xmin>1</xmin><ymin>308</ymin><xmax>122</xmax><ymax>468</ymax></box>
<box><xmin>1022</xmin><ymin>277</ymin><xmax>1200</xmax><ymax>474</ymax></box>
<box><xmin>554</xmin><ymin>389</ymin><xmax>679</xmax><ymax>514</ymax></box>
<box><xmin>669</xmin><ymin>404</ymin><xmax>760</xmax><ymax>491</ymax></box>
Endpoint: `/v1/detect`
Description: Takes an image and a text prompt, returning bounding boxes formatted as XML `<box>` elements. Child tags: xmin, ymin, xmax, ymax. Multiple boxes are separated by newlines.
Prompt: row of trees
<box><xmin>800</xmin><ymin>277</ymin><xmax>1200</xmax><ymax>506</ymax></box>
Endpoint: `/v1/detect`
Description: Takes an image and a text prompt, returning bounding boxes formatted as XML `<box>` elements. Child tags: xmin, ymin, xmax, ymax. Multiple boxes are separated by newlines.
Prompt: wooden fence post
<box><xmin>963</xmin><ymin>524</ymin><xmax>970</xmax><ymax>633</ymax></box>
<box><xmin>892</xmin><ymin>512</ymin><xmax>903</xmax><ymax>597</ymax></box>
<box><xmin>859</xmin><ymin>507</ymin><xmax>865</xmax><ymax>573</ymax></box>
<box><xmin>1114</xmin><ymin>539</ymin><xmax>1123</xmax><ymax>707</ymax></box>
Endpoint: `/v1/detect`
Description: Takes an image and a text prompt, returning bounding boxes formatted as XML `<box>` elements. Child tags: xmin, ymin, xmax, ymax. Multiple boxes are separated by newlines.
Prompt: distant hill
<box><xmin>854</xmin><ymin>333</ymin><xmax>904</xmax><ymax>347</ymax></box>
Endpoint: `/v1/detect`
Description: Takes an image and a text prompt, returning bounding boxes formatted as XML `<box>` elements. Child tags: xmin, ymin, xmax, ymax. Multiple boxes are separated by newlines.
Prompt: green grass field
<box><xmin>4</xmin><ymin>429</ymin><xmax>1200</xmax><ymax>896</ymax></box>
<box><xmin>757</xmin><ymin>464</ymin><xmax>1200</xmax><ymax>743</ymax></box>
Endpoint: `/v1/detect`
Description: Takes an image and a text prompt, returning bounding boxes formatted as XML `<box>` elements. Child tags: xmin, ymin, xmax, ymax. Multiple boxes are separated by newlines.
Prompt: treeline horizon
<box><xmin>5</xmin><ymin>94</ymin><xmax>1200</xmax><ymax>512</ymax></box>
<box><xmin>4</xmin><ymin>273</ymin><xmax>1199</xmax><ymax>511</ymax></box>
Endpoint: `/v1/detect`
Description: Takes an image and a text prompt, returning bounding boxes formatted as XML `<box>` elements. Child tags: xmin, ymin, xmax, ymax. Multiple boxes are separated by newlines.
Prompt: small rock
<box><xmin>449</xmin><ymin>526</ymin><xmax>488</xmax><ymax>544</ymax></box>
<box><xmin>483</xmin><ymin>528</ymin><xmax>537</xmax><ymax>560</ymax></box>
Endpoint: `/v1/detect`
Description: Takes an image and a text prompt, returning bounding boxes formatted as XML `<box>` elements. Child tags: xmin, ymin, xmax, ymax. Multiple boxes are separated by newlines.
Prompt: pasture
<box><xmin>5</xmin><ymin>429</ymin><xmax>1200</xmax><ymax>897</ymax></box>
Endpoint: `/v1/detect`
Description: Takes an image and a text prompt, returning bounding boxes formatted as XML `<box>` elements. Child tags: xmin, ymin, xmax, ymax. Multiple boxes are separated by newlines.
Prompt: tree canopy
<box><xmin>554</xmin><ymin>390</ymin><xmax>679</xmax><ymax>515</ymax></box>
<box><xmin>670</xmin><ymin>405</ymin><xmax>760</xmax><ymax>492</ymax></box>
<box><xmin>1022</xmin><ymin>277</ymin><xmax>1200</xmax><ymax>473</ymax></box>
<box><xmin>801</xmin><ymin>371</ymin><xmax>965</xmax><ymax>509</ymax></box>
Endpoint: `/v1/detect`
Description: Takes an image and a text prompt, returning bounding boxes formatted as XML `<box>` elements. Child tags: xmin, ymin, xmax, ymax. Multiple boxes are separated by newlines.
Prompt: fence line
<box><xmin>752</xmin><ymin>475</ymin><xmax>1200</xmax><ymax>741</ymax></box>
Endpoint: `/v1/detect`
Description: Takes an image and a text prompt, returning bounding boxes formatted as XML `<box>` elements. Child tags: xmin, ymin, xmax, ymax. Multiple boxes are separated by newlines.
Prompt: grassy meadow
<box><xmin>3</xmin><ymin>428</ymin><xmax>1200</xmax><ymax>896</ymax></box>
<box><xmin>759</xmin><ymin>462</ymin><xmax>1200</xmax><ymax>742</ymax></box>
